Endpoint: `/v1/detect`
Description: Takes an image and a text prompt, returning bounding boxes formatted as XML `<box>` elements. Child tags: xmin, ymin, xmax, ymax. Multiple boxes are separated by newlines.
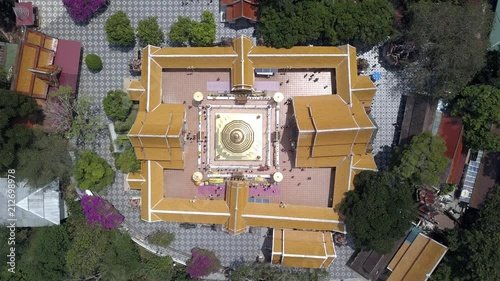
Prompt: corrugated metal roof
<box><xmin>0</xmin><ymin>178</ymin><xmax>66</xmax><ymax>227</ymax></box>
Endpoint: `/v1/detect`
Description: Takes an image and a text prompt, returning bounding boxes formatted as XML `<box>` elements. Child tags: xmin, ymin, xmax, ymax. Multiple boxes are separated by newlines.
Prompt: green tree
<box><xmin>393</xmin><ymin>131</ymin><xmax>449</xmax><ymax>186</ymax></box>
<box><xmin>451</xmin><ymin>85</ymin><xmax>500</xmax><ymax>151</ymax></box>
<box><xmin>0</xmin><ymin>89</ymin><xmax>38</xmax><ymax>171</ymax></box>
<box><xmin>433</xmin><ymin>186</ymin><xmax>500</xmax><ymax>281</ymax></box>
<box><xmin>103</xmin><ymin>89</ymin><xmax>132</xmax><ymax>121</ymax></box>
<box><xmin>0</xmin><ymin>68</ymin><xmax>10</xmax><ymax>89</ymax></box>
<box><xmin>405</xmin><ymin>2</ymin><xmax>492</xmax><ymax>99</ymax></box>
<box><xmin>340</xmin><ymin>171</ymin><xmax>416</xmax><ymax>253</ymax></box>
<box><xmin>69</xmin><ymin>96</ymin><xmax>104</xmax><ymax>148</ymax></box>
<box><xmin>141</xmin><ymin>256</ymin><xmax>175</xmax><ymax>281</ymax></box>
<box><xmin>169</xmin><ymin>16</ymin><xmax>193</xmax><ymax>45</ymax></box>
<box><xmin>189</xmin><ymin>11</ymin><xmax>216</xmax><ymax>47</ymax></box>
<box><xmin>100</xmin><ymin>231</ymin><xmax>142</xmax><ymax>280</ymax></box>
<box><xmin>0</xmin><ymin>0</ymin><xmax>15</xmax><ymax>31</ymax></box>
<box><xmin>137</xmin><ymin>16</ymin><xmax>164</xmax><ymax>47</ymax></box>
<box><xmin>473</xmin><ymin>50</ymin><xmax>500</xmax><ymax>88</ymax></box>
<box><xmin>115</xmin><ymin>147</ymin><xmax>140</xmax><ymax>173</ymax></box>
<box><xmin>18</xmin><ymin>226</ymin><xmax>70</xmax><ymax>280</ymax></box>
<box><xmin>85</xmin><ymin>53</ymin><xmax>103</xmax><ymax>72</ymax></box>
<box><xmin>74</xmin><ymin>150</ymin><xmax>115</xmax><ymax>192</ymax></box>
<box><xmin>17</xmin><ymin>130</ymin><xmax>73</xmax><ymax>187</ymax></box>
<box><xmin>105</xmin><ymin>11</ymin><xmax>135</xmax><ymax>47</ymax></box>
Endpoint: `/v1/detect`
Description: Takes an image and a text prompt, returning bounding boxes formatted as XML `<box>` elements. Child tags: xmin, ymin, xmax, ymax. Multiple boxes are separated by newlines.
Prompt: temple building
<box><xmin>126</xmin><ymin>36</ymin><xmax>377</xmax><ymax>268</ymax></box>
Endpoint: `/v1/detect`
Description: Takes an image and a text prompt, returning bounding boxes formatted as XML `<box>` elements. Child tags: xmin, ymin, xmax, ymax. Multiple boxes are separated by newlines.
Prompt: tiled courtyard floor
<box><xmin>33</xmin><ymin>0</ymin><xmax>408</xmax><ymax>279</ymax></box>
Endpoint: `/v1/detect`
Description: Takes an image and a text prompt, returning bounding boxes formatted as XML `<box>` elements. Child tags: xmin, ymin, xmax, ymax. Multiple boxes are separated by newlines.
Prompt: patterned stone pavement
<box><xmin>33</xmin><ymin>0</ymin><xmax>408</xmax><ymax>279</ymax></box>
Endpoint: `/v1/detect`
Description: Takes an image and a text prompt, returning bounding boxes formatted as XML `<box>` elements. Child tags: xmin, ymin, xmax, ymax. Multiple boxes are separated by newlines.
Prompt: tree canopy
<box><xmin>189</xmin><ymin>11</ymin><xmax>216</xmax><ymax>47</ymax></box>
<box><xmin>392</xmin><ymin>131</ymin><xmax>449</xmax><ymax>186</ymax></box>
<box><xmin>18</xmin><ymin>226</ymin><xmax>70</xmax><ymax>280</ymax></box>
<box><xmin>0</xmin><ymin>89</ymin><xmax>38</xmax><ymax>172</ymax></box>
<box><xmin>74</xmin><ymin>150</ymin><xmax>115</xmax><ymax>192</ymax></box>
<box><xmin>340</xmin><ymin>171</ymin><xmax>416</xmax><ymax>253</ymax></box>
<box><xmin>103</xmin><ymin>89</ymin><xmax>132</xmax><ymax>121</ymax></box>
<box><xmin>105</xmin><ymin>11</ymin><xmax>135</xmax><ymax>47</ymax></box>
<box><xmin>81</xmin><ymin>195</ymin><xmax>124</xmax><ymax>229</ymax></box>
<box><xmin>0</xmin><ymin>0</ymin><xmax>16</xmax><ymax>31</ymax></box>
<box><xmin>230</xmin><ymin>262</ymin><xmax>329</xmax><ymax>281</ymax></box>
<box><xmin>432</xmin><ymin>186</ymin><xmax>500</xmax><ymax>281</ymax></box>
<box><xmin>451</xmin><ymin>85</ymin><xmax>500</xmax><ymax>152</ymax></box>
<box><xmin>137</xmin><ymin>16</ymin><xmax>164</xmax><ymax>47</ymax></box>
<box><xmin>169</xmin><ymin>16</ymin><xmax>193</xmax><ymax>46</ymax></box>
<box><xmin>17</xmin><ymin>130</ymin><xmax>73</xmax><ymax>187</ymax></box>
<box><xmin>404</xmin><ymin>2</ymin><xmax>492</xmax><ymax>99</ymax></box>
<box><xmin>258</xmin><ymin>0</ymin><xmax>395</xmax><ymax>48</ymax></box>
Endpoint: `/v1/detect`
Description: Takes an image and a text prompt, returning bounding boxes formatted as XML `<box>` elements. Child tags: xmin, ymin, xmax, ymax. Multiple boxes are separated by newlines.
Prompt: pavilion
<box><xmin>126</xmin><ymin>36</ymin><xmax>378</xmax><ymax>268</ymax></box>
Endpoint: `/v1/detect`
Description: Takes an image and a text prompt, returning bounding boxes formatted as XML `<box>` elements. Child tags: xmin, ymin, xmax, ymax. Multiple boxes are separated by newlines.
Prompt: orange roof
<box><xmin>272</xmin><ymin>229</ymin><xmax>336</xmax><ymax>268</ymax></box>
<box><xmin>126</xmin><ymin>37</ymin><xmax>378</xmax><ymax>256</ymax></box>
<box><xmin>293</xmin><ymin>95</ymin><xmax>376</xmax><ymax>168</ymax></box>
<box><xmin>387</xmin><ymin>233</ymin><xmax>448</xmax><ymax>281</ymax></box>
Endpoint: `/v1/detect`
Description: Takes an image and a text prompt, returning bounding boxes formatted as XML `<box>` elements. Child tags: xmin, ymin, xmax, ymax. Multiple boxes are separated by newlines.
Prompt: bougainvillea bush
<box><xmin>81</xmin><ymin>195</ymin><xmax>124</xmax><ymax>229</ymax></box>
<box><xmin>186</xmin><ymin>247</ymin><xmax>221</xmax><ymax>278</ymax></box>
<box><xmin>62</xmin><ymin>0</ymin><xmax>107</xmax><ymax>23</ymax></box>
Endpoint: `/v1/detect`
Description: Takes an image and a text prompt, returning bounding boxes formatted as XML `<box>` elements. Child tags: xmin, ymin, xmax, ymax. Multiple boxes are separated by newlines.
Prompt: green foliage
<box><xmin>147</xmin><ymin>231</ymin><xmax>175</xmax><ymax>247</ymax></box>
<box><xmin>451</xmin><ymin>85</ymin><xmax>500</xmax><ymax>152</ymax></box>
<box><xmin>85</xmin><ymin>53</ymin><xmax>103</xmax><ymax>72</ymax></box>
<box><xmin>103</xmin><ymin>89</ymin><xmax>132</xmax><ymax>121</ymax></box>
<box><xmin>231</xmin><ymin>262</ymin><xmax>329</xmax><ymax>281</ymax></box>
<box><xmin>189</xmin><ymin>11</ymin><xmax>216</xmax><ymax>47</ymax></box>
<box><xmin>17</xmin><ymin>130</ymin><xmax>73</xmax><ymax>187</ymax></box>
<box><xmin>0</xmin><ymin>0</ymin><xmax>15</xmax><ymax>31</ymax></box>
<box><xmin>405</xmin><ymin>2</ymin><xmax>492</xmax><ymax>99</ymax></box>
<box><xmin>340</xmin><ymin>171</ymin><xmax>416</xmax><ymax>253</ymax></box>
<box><xmin>137</xmin><ymin>16</ymin><xmax>164</xmax><ymax>47</ymax></box>
<box><xmin>436</xmin><ymin>187</ymin><xmax>500</xmax><ymax>281</ymax></box>
<box><xmin>439</xmin><ymin>183</ymin><xmax>456</xmax><ymax>195</ymax></box>
<box><xmin>114</xmin><ymin>106</ymin><xmax>138</xmax><ymax>133</ymax></box>
<box><xmin>74</xmin><ymin>150</ymin><xmax>115</xmax><ymax>192</ymax></box>
<box><xmin>141</xmin><ymin>255</ymin><xmax>175</xmax><ymax>281</ymax></box>
<box><xmin>105</xmin><ymin>11</ymin><xmax>135</xmax><ymax>47</ymax></box>
<box><xmin>258</xmin><ymin>0</ymin><xmax>395</xmax><ymax>48</ymax></box>
<box><xmin>68</xmin><ymin>96</ymin><xmax>104</xmax><ymax>148</ymax></box>
<box><xmin>100</xmin><ymin>231</ymin><xmax>142</xmax><ymax>280</ymax></box>
<box><xmin>393</xmin><ymin>131</ymin><xmax>449</xmax><ymax>186</ymax></box>
<box><xmin>0</xmin><ymin>68</ymin><xmax>10</xmax><ymax>89</ymax></box>
<box><xmin>0</xmin><ymin>89</ymin><xmax>38</xmax><ymax>171</ymax></box>
<box><xmin>169</xmin><ymin>16</ymin><xmax>193</xmax><ymax>45</ymax></box>
<box><xmin>18</xmin><ymin>226</ymin><xmax>70</xmax><ymax>280</ymax></box>
<box><xmin>473</xmin><ymin>50</ymin><xmax>500</xmax><ymax>88</ymax></box>
<box><xmin>115</xmin><ymin>147</ymin><xmax>140</xmax><ymax>173</ymax></box>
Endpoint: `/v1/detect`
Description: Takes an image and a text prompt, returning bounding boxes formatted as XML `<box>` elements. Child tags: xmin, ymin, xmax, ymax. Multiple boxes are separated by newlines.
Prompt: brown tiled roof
<box><xmin>222</xmin><ymin>0</ymin><xmax>259</xmax><ymax>22</ymax></box>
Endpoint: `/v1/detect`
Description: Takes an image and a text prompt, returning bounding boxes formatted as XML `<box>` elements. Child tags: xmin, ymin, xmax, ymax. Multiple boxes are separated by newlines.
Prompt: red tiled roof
<box><xmin>438</xmin><ymin>115</ymin><xmax>466</xmax><ymax>184</ymax></box>
<box><xmin>223</xmin><ymin>0</ymin><xmax>259</xmax><ymax>22</ymax></box>
<box><xmin>53</xmin><ymin>39</ymin><xmax>81</xmax><ymax>92</ymax></box>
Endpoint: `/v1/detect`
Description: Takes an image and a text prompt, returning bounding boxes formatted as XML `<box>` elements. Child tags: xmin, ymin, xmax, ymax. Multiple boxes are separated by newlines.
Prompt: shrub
<box><xmin>81</xmin><ymin>195</ymin><xmax>124</xmax><ymax>229</ymax></box>
<box><xmin>147</xmin><ymin>231</ymin><xmax>175</xmax><ymax>247</ymax></box>
<box><xmin>115</xmin><ymin>147</ymin><xmax>140</xmax><ymax>173</ymax></box>
<box><xmin>103</xmin><ymin>89</ymin><xmax>132</xmax><ymax>121</ymax></box>
<box><xmin>105</xmin><ymin>11</ymin><xmax>135</xmax><ymax>47</ymax></box>
<box><xmin>137</xmin><ymin>16</ymin><xmax>164</xmax><ymax>47</ymax></box>
<box><xmin>186</xmin><ymin>248</ymin><xmax>221</xmax><ymax>278</ymax></box>
<box><xmin>114</xmin><ymin>105</ymin><xmax>137</xmax><ymax>133</ymax></box>
<box><xmin>62</xmin><ymin>0</ymin><xmax>106</xmax><ymax>23</ymax></box>
<box><xmin>75</xmin><ymin>150</ymin><xmax>115</xmax><ymax>192</ymax></box>
<box><xmin>85</xmin><ymin>54</ymin><xmax>103</xmax><ymax>72</ymax></box>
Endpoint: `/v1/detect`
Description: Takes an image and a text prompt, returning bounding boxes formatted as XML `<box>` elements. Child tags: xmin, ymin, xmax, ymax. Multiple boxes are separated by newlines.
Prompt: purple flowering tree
<box><xmin>81</xmin><ymin>195</ymin><xmax>124</xmax><ymax>229</ymax></box>
<box><xmin>186</xmin><ymin>247</ymin><xmax>221</xmax><ymax>278</ymax></box>
<box><xmin>62</xmin><ymin>0</ymin><xmax>107</xmax><ymax>23</ymax></box>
